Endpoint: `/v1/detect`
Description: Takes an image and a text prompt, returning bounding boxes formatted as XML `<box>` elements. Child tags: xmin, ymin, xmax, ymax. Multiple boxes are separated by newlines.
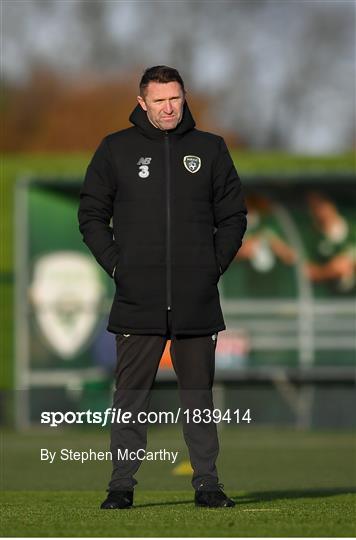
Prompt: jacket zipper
<box><xmin>164</xmin><ymin>132</ymin><xmax>172</xmax><ymax>311</ymax></box>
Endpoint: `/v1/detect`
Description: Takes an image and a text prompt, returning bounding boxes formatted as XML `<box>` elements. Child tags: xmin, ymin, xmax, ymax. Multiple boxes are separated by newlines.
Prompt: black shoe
<box><xmin>195</xmin><ymin>483</ymin><xmax>235</xmax><ymax>508</ymax></box>
<box><xmin>100</xmin><ymin>490</ymin><xmax>133</xmax><ymax>509</ymax></box>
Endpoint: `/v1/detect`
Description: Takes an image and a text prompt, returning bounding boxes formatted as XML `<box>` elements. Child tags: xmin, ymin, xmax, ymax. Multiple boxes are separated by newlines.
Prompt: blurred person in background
<box><xmin>78</xmin><ymin>65</ymin><xmax>247</xmax><ymax>509</ymax></box>
<box><xmin>304</xmin><ymin>191</ymin><xmax>356</xmax><ymax>293</ymax></box>
<box><xmin>230</xmin><ymin>193</ymin><xmax>298</xmax><ymax>299</ymax></box>
<box><xmin>237</xmin><ymin>194</ymin><xmax>297</xmax><ymax>270</ymax></box>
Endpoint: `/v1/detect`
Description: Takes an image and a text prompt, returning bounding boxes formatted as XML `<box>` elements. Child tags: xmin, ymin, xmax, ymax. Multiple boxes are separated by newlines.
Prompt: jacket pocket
<box><xmin>214</xmin><ymin>252</ymin><xmax>222</xmax><ymax>281</ymax></box>
<box><xmin>113</xmin><ymin>264</ymin><xmax>119</xmax><ymax>283</ymax></box>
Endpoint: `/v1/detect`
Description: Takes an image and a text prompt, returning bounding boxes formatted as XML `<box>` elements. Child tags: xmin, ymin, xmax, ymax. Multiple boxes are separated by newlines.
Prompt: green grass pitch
<box><xmin>1</xmin><ymin>426</ymin><xmax>356</xmax><ymax>536</ymax></box>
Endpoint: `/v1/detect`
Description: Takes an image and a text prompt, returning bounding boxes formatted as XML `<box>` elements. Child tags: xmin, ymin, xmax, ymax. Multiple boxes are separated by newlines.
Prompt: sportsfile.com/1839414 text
<box><xmin>40</xmin><ymin>408</ymin><xmax>252</xmax><ymax>427</ymax></box>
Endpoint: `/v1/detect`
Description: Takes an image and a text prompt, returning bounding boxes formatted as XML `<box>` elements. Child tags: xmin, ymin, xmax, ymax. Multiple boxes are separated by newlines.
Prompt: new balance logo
<box><xmin>137</xmin><ymin>157</ymin><xmax>152</xmax><ymax>166</ymax></box>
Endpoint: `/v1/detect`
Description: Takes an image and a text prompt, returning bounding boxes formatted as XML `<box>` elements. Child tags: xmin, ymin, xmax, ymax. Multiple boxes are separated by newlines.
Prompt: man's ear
<box><xmin>137</xmin><ymin>95</ymin><xmax>147</xmax><ymax>111</ymax></box>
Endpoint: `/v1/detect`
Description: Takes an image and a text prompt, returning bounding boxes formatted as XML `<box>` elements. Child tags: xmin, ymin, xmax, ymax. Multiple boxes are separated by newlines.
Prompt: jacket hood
<box><xmin>129</xmin><ymin>101</ymin><xmax>196</xmax><ymax>139</ymax></box>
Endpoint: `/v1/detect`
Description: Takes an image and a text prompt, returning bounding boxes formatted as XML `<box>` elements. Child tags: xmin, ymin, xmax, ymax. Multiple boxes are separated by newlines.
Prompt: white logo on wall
<box><xmin>183</xmin><ymin>155</ymin><xmax>201</xmax><ymax>173</ymax></box>
<box><xmin>137</xmin><ymin>157</ymin><xmax>152</xmax><ymax>178</ymax></box>
<box><xmin>30</xmin><ymin>252</ymin><xmax>105</xmax><ymax>359</ymax></box>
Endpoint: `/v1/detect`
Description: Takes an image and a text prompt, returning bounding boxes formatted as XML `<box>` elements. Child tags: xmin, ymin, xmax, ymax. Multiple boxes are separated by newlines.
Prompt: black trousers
<box><xmin>108</xmin><ymin>310</ymin><xmax>220</xmax><ymax>491</ymax></box>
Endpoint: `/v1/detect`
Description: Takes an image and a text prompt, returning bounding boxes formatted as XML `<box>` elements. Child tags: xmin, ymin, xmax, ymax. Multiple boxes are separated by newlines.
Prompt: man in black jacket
<box><xmin>78</xmin><ymin>66</ymin><xmax>247</xmax><ymax>509</ymax></box>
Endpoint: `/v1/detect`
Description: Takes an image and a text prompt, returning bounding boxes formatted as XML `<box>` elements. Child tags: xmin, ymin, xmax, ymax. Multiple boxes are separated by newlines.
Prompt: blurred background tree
<box><xmin>2</xmin><ymin>0</ymin><xmax>355</xmax><ymax>153</ymax></box>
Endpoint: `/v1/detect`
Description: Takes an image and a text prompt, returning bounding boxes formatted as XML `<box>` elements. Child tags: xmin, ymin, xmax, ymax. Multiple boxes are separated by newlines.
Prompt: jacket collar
<box><xmin>129</xmin><ymin>101</ymin><xmax>196</xmax><ymax>140</ymax></box>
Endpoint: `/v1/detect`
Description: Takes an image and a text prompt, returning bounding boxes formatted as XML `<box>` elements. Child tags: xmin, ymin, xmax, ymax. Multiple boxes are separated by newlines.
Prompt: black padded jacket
<box><xmin>78</xmin><ymin>102</ymin><xmax>247</xmax><ymax>336</ymax></box>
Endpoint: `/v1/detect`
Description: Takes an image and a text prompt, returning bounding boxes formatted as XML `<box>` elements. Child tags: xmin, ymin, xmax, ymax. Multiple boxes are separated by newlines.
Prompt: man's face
<box><xmin>137</xmin><ymin>81</ymin><xmax>185</xmax><ymax>131</ymax></box>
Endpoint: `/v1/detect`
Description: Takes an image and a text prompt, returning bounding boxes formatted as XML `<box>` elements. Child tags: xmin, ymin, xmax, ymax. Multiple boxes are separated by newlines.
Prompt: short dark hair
<box><xmin>139</xmin><ymin>65</ymin><xmax>185</xmax><ymax>96</ymax></box>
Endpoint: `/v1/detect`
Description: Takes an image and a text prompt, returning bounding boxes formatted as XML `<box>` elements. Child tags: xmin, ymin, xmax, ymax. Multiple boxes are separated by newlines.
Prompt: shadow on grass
<box><xmin>134</xmin><ymin>487</ymin><xmax>356</xmax><ymax>509</ymax></box>
<box><xmin>135</xmin><ymin>498</ymin><xmax>193</xmax><ymax>509</ymax></box>
<box><xmin>233</xmin><ymin>486</ymin><xmax>356</xmax><ymax>505</ymax></box>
